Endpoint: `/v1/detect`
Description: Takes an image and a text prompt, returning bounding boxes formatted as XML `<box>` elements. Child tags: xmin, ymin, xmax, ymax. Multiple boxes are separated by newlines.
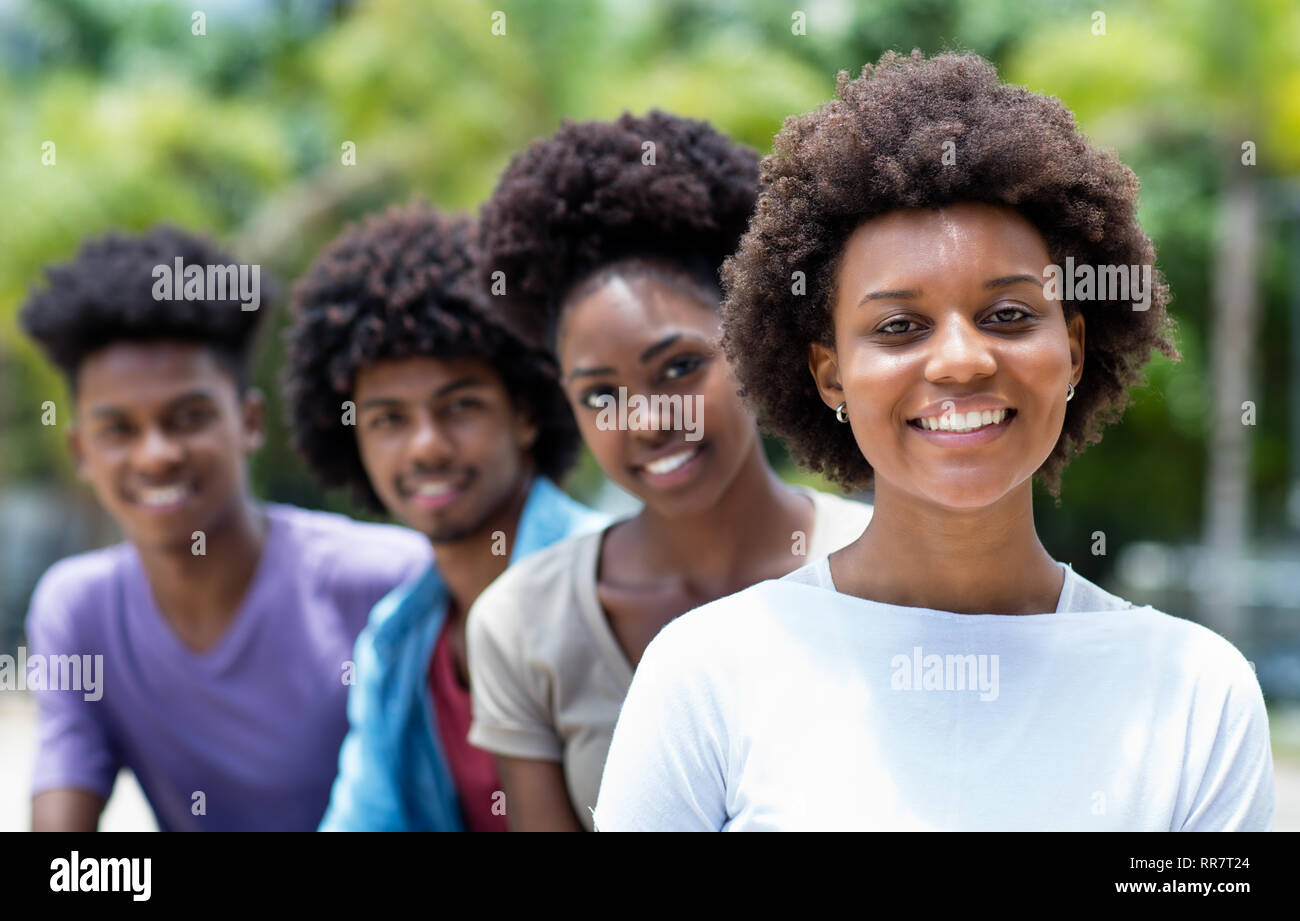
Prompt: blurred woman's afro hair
<box><xmin>479</xmin><ymin>109</ymin><xmax>761</xmax><ymax>349</ymax></box>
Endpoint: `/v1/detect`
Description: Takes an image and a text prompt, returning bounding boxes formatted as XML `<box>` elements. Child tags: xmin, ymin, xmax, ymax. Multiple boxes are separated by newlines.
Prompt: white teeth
<box><xmin>414</xmin><ymin>481</ymin><xmax>455</xmax><ymax>496</ymax></box>
<box><xmin>917</xmin><ymin>409</ymin><xmax>1009</xmax><ymax>432</ymax></box>
<box><xmin>644</xmin><ymin>446</ymin><xmax>699</xmax><ymax>475</ymax></box>
<box><xmin>139</xmin><ymin>484</ymin><xmax>191</xmax><ymax>506</ymax></box>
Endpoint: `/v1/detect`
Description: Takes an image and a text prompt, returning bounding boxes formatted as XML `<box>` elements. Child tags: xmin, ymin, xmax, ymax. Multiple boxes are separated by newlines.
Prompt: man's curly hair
<box><xmin>479</xmin><ymin>109</ymin><xmax>760</xmax><ymax>348</ymax></box>
<box><xmin>19</xmin><ymin>224</ymin><xmax>273</xmax><ymax>391</ymax></box>
<box><xmin>284</xmin><ymin>200</ymin><xmax>580</xmax><ymax>512</ymax></box>
<box><xmin>721</xmin><ymin>50</ymin><xmax>1180</xmax><ymax>499</ymax></box>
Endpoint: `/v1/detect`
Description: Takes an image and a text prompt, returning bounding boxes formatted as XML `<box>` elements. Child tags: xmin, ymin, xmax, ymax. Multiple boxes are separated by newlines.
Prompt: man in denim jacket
<box><xmin>284</xmin><ymin>202</ymin><xmax>607</xmax><ymax>830</ymax></box>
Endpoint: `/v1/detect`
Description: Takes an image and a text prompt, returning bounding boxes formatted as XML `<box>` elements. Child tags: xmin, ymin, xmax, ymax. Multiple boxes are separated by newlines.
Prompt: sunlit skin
<box><xmin>559</xmin><ymin>267</ymin><xmax>816</xmax><ymax>653</ymax></box>
<box><xmin>352</xmin><ymin>355</ymin><xmax>538</xmax><ymax>686</ymax></box>
<box><xmin>501</xmin><ymin>261</ymin><xmax>816</xmax><ymax>831</ymax></box>
<box><xmin>561</xmin><ymin>271</ymin><xmax>751</xmax><ymax>521</ymax></box>
<box><xmin>36</xmin><ymin>340</ymin><xmax>267</xmax><ymax>832</ymax></box>
<box><xmin>810</xmin><ymin>202</ymin><xmax>1085</xmax><ymax>615</ymax></box>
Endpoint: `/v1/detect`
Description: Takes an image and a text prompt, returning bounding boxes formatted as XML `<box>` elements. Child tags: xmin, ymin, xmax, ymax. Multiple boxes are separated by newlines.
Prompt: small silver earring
<box><xmin>1066</xmin><ymin>382</ymin><xmax>1076</xmax><ymax>402</ymax></box>
<box><xmin>835</xmin><ymin>401</ymin><xmax>848</xmax><ymax>423</ymax></box>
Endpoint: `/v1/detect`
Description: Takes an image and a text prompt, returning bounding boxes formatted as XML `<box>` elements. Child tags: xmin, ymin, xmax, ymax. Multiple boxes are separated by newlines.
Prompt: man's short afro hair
<box><xmin>479</xmin><ymin>109</ymin><xmax>760</xmax><ymax>349</ymax></box>
<box><xmin>721</xmin><ymin>49</ymin><xmax>1180</xmax><ymax>499</ymax></box>
<box><xmin>283</xmin><ymin>200</ymin><xmax>581</xmax><ymax>513</ymax></box>
<box><xmin>19</xmin><ymin>224</ymin><xmax>273</xmax><ymax>391</ymax></box>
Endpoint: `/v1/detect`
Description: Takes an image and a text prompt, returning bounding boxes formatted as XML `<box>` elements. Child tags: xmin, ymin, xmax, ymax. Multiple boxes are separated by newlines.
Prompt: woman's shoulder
<box><xmin>1100</xmin><ymin>600</ymin><xmax>1257</xmax><ymax>680</ymax></box>
<box><xmin>657</xmin><ymin>575</ymin><xmax>824</xmax><ymax>654</ymax></box>
<box><xmin>780</xmin><ymin>554</ymin><xmax>835</xmax><ymax>590</ymax></box>
<box><xmin>468</xmin><ymin>525</ymin><xmax>608</xmax><ymax>633</ymax></box>
<box><xmin>1052</xmin><ymin>568</ymin><xmax>1259</xmax><ymax>696</ymax></box>
<box><xmin>1057</xmin><ymin>565</ymin><xmax>1238</xmax><ymax>651</ymax></box>
<box><xmin>798</xmin><ymin>484</ymin><xmax>873</xmax><ymax>555</ymax></box>
<box><xmin>1055</xmin><ymin>562</ymin><xmax>1134</xmax><ymax>613</ymax></box>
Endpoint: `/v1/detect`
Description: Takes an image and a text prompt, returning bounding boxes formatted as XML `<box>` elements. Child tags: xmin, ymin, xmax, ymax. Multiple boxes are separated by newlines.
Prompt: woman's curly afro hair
<box><xmin>479</xmin><ymin>109</ymin><xmax>760</xmax><ymax>350</ymax></box>
<box><xmin>19</xmin><ymin>224</ymin><xmax>273</xmax><ymax>391</ymax></box>
<box><xmin>721</xmin><ymin>50</ymin><xmax>1180</xmax><ymax>499</ymax></box>
<box><xmin>284</xmin><ymin>200</ymin><xmax>581</xmax><ymax>513</ymax></box>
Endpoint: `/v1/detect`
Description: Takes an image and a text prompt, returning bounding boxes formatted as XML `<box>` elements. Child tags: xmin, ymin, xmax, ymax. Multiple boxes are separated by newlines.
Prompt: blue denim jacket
<box><xmin>319</xmin><ymin>476</ymin><xmax>609</xmax><ymax>831</ymax></box>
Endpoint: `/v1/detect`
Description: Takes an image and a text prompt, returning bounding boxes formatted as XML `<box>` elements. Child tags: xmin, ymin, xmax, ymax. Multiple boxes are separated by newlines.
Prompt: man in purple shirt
<box><xmin>17</xmin><ymin>225</ymin><xmax>431</xmax><ymax>831</ymax></box>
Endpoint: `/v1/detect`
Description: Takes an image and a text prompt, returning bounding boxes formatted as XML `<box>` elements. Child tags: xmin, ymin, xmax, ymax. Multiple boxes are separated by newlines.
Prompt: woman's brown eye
<box><xmin>582</xmin><ymin>386</ymin><xmax>616</xmax><ymax>410</ymax></box>
<box><xmin>663</xmin><ymin>355</ymin><xmax>703</xmax><ymax>380</ymax></box>
<box><xmin>991</xmin><ymin>306</ymin><xmax>1030</xmax><ymax>322</ymax></box>
<box><xmin>880</xmin><ymin>320</ymin><xmax>915</xmax><ymax>335</ymax></box>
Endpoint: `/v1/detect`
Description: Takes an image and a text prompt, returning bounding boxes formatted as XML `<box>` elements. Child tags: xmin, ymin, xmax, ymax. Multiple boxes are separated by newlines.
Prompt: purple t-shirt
<box><xmin>26</xmin><ymin>503</ymin><xmax>432</xmax><ymax>831</ymax></box>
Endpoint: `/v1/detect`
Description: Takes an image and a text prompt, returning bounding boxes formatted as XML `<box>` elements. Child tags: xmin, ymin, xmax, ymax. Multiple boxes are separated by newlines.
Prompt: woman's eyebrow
<box><xmin>639</xmin><ymin>333</ymin><xmax>681</xmax><ymax>364</ymax></box>
<box><xmin>856</xmin><ymin>274</ymin><xmax>1042</xmax><ymax>308</ymax></box>
<box><xmin>985</xmin><ymin>274</ymin><xmax>1041</xmax><ymax>289</ymax></box>
<box><xmin>567</xmin><ymin>365</ymin><xmax>616</xmax><ymax>381</ymax></box>
<box><xmin>856</xmin><ymin>288</ymin><xmax>920</xmax><ymax>308</ymax></box>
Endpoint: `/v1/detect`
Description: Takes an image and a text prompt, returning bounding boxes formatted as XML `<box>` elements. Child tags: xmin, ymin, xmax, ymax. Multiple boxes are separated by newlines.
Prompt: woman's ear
<box><xmin>1067</xmin><ymin>312</ymin><xmax>1085</xmax><ymax>385</ymax></box>
<box><xmin>808</xmin><ymin>341</ymin><xmax>845</xmax><ymax>412</ymax></box>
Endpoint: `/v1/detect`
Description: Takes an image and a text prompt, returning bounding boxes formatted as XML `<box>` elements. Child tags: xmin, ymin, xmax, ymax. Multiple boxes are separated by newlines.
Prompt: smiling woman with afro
<box><xmin>466</xmin><ymin>108</ymin><xmax>874</xmax><ymax>832</ymax></box>
<box><xmin>721</xmin><ymin>49</ymin><xmax>1179</xmax><ymax>499</ymax></box>
<box><xmin>593</xmin><ymin>51</ymin><xmax>1273</xmax><ymax>834</ymax></box>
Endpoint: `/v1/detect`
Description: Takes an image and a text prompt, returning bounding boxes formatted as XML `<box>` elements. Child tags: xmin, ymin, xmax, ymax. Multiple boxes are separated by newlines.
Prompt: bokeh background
<box><xmin>1</xmin><ymin>0</ymin><xmax>1298</xmax><ymax>829</ymax></box>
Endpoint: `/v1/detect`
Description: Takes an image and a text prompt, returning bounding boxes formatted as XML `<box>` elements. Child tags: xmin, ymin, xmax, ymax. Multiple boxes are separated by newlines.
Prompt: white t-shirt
<box><xmin>593</xmin><ymin>555</ymin><xmax>1275</xmax><ymax>831</ymax></box>
<box><xmin>467</xmin><ymin>486</ymin><xmax>872</xmax><ymax>830</ymax></box>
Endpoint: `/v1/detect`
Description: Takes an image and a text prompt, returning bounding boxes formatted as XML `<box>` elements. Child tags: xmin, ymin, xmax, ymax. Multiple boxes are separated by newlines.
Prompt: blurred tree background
<box><xmin>1</xmin><ymin>0</ymin><xmax>1298</xmax><ymax>684</ymax></box>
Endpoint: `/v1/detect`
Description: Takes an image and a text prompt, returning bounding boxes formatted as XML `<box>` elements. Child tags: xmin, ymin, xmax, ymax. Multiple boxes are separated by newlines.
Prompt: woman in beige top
<box><xmin>466</xmin><ymin>110</ymin><xmax>873</xmax><ymax>830</ymax></box>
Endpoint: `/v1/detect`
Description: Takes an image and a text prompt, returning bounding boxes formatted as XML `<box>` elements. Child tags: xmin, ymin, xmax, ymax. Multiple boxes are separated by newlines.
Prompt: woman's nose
<box><xmin>924</xmin><ymin>316</ymin><xmax>998</xmax><ymax>383</ymax></box>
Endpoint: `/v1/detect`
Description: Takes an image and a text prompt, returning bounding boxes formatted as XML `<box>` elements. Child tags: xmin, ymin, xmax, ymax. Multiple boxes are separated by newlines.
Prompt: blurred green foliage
<box><xmin>1</xmin><ymin>0</ymin><xmax>1297</xmax><ymax>582</ymax></box>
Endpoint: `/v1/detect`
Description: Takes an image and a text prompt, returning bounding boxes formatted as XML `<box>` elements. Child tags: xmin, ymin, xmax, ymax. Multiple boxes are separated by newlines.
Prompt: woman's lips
<box><xmin>634</xmin><ymin>443</ymin><xmax>707</xmax><ymax>489</ymax></box>
<box><xmin>906</xmin><ymin>409</ymin><xmax>1016</xmax><ymax>446</ymax></box>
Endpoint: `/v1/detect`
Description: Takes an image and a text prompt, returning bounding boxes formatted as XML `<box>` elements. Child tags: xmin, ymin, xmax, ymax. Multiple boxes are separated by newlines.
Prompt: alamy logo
<box><xmin>0</xmin><ymin>647</ymin><xmax>102</xmax><ymax>701</ymax></box>
<box><xmin>152</xmin><ymin>257</ymin><xmax>261</xmax><ymax>311</ymax></box>
<box><xmin>50</xmin><ymin>851</ymin><xmax>151</xmax><ymax>901</ymax></box>
<box><xmin>592</xmin><ymin>387</ymin><xmax>703</xmax><ymax>441</ymax></box>
<box><xmin>1042</xmin><ymin>257</ymin><xmax>1153</xmax><ymax>311</ymax></box>
<box><xmin>890</xmin><ymin>645</ymin><xmax>999</xmax><ymax>701</ymax></box>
